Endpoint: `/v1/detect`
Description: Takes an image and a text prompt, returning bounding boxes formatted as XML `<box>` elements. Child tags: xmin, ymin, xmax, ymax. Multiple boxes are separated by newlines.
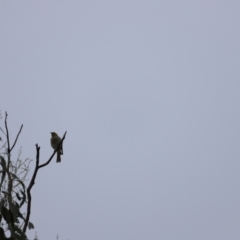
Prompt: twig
<box><xmin>5</xmin><ymin>112</ymin><xmax>10</xmax><ymax>153</ymax></box>
<box><xmin>10</xmin><ymin>125</ymin><xmax>23</xmax><ymax>152</ymax></box>
<box><xmin>0</xmin><ymin>126</ymin><xmax>6</xmax><ymax>136</ymax></box>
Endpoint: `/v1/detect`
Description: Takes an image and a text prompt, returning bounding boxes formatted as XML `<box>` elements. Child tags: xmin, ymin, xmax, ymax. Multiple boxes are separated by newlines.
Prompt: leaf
<box><xmin>1</xmin><ymin>206</ymin><xmax>14</xmax><ymax>225</ymax></box>
<box><xmin>0</xmin><ymin>156</ymin><xmax>6</xmax><ymax>171</ymax></box>
<box><xmin>11</xmin><ymin>177</ymin><xmax>26</xmax><ymax>207</ymax></box>
<box><xmin>0</xmin><ymin>156</ymin><xmax>6</xmax><ymax>186</ymax></box>
<box><xmin>13</xmin><ymin>225</ymin><xmax>28</xmax><ymax>239</ymax></box>
<box><xmin>0</xmin><ymin>199</ymin><xmax>3</xmax><ymax>209</ymax></box>
<box><xmin>19</xmin><ymin>189</ymin><xmax>26</xmax><ymax>208</ymax></box>
<box><xmin>28</xmin><ymin>221</ymin><xmax>34</xmax><ymax>230</ymax></box>
<box><xmin>11</xmin><ymin>202</ymin><xmax>18</xmax><ymax>222</ymax></box>
<box><xmin>0</xmin><ymin>227</ymin><xmax>6</xmax><ymax>239</ymax></box>
<box><xmin>11</xmin><ymin>202</ymin><xmax>24</xmax><ymax>223</ymax></box>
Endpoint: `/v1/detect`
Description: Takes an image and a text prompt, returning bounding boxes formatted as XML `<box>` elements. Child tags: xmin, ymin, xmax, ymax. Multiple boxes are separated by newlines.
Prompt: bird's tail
<box><xmin>56</xmin><ymin>152</ymin><xmax>61</xmax><ymax>163</ymax></box>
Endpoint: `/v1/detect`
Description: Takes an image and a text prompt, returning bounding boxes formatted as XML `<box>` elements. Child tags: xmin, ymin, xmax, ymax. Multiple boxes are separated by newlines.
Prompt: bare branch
<box><xmin>10</xmin><ymin>124</ymin><xmax>23</xmax><ymax>152</ymax></box>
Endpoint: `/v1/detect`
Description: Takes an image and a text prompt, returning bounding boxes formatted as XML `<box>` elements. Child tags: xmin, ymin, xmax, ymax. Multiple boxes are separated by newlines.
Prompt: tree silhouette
<box><xmin>0</xmin><ymin>112</ymin><xmax>67</xmax><ymax>239</ymax></box>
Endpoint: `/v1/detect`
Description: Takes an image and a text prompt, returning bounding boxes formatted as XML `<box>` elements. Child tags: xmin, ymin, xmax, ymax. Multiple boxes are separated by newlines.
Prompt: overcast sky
<box><xmin>1</xmin><ymin>1</ymin><xmax>240</xmax><ymax>240</ymax></box>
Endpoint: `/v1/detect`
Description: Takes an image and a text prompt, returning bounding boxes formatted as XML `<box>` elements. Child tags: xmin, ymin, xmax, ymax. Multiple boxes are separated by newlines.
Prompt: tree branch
<box><xmin>23</xmin><ymin>131</ymin><xmax>67</xmax><ymax>233</ymax></box>
<box><xmin>23</xmin><ymin>144</ymin><xmax>40</xmax><ymax>233</ymax></box>
<box><xmin>10</xmin><ymin>124</ymin><xmax>23</xmax><ymax>152</ymax></box>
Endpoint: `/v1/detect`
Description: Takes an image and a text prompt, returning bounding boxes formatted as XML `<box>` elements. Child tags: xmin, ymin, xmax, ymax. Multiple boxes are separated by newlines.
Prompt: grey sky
<box><xmin>1</xmin><ymin>1</ymin><xmax>240</xmax><ymax>240</ymax></box>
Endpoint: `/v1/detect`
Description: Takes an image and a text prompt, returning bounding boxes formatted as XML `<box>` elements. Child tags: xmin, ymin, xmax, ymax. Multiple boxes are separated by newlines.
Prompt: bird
<box><xmin>50</xmin><ymin>132</ymin><xmax>63</xmax><ymax>163</ymax></box>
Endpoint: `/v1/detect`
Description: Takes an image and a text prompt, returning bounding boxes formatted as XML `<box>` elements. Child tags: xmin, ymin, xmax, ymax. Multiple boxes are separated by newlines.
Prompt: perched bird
<box><xmin>50</xmin><ymin>132</ymin><xmax>63</xmax><ymax>163</ymax></box>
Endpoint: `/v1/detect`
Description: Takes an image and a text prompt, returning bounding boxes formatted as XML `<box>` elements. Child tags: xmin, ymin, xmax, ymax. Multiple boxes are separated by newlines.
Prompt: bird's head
<box><xmin>51</xmin><ymin>132</ymin><xmax>58</xmax><ymax>137</ymax></box>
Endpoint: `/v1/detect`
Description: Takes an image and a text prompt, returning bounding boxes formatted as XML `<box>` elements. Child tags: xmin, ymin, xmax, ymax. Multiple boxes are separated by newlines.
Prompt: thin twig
<box><xmin>0</xmin><ymin>126</ymin><xmax>6</xmax><ymax>136</ymax></box>
<box><xmin>10</xmin><ymin>124</ymin><xmax>23</xmax><ymax>152</ymax></box>
<box><xmin>5</xmin><ymin>112</ymin><xmax>10</xmax><ymax>153</ymax></box>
